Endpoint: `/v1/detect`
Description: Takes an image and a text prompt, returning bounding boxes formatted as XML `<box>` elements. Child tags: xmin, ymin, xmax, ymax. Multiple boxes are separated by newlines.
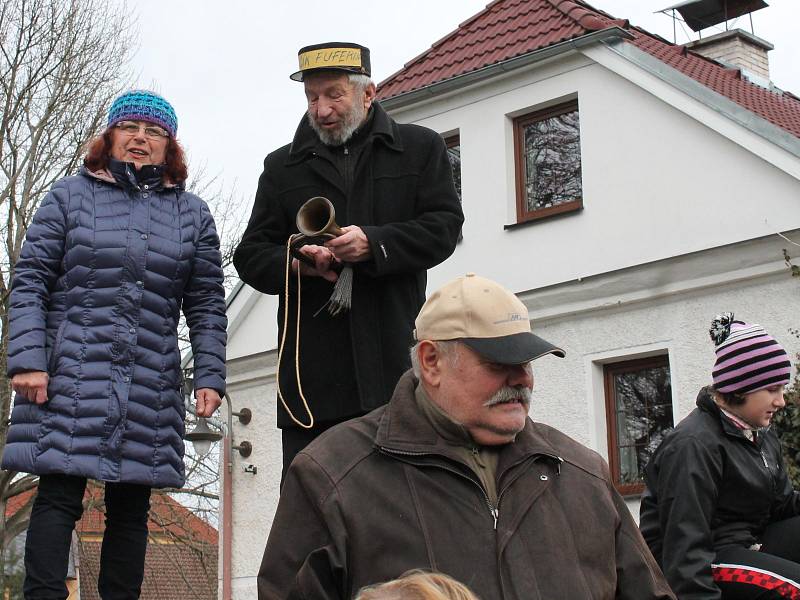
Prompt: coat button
<box><xmin>136</xmin><ymin>280</ymin><xmax>143</xmax><ymax>287</ymax></box>
<box><xmin>123</xmin><ymin>376</ymin><xmax>130</xmax><ymax>383</ymax></box>
<box><xmin>140</xmin><ymin>234</ymin><xmax>148</xmax><ymax>240</ymax></box>
<box><xmin>142</xmin><ymin>192</ymin><xmax>150</xmax><ymax>198</ymax></box>
<box><xmin>129</xmin><ymin>328</ymin><xmax>136</xmax><ymax>334</ymax></box>
<box><xmin>540</xmin><ymin>474</ymin><xmax>548</xmax><ymax>481</ymax></box>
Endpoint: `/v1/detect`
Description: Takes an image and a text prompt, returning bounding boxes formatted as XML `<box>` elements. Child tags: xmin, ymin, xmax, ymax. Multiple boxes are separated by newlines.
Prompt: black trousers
<box><xmin>713</xmin><ymin>516</ymin><xmax>800</xmax><ymax>599</ymax></box>
<box><xmin>24</xmin><ymin>474</ymin><xmax>152</xmax><ymax>600</ymax></box>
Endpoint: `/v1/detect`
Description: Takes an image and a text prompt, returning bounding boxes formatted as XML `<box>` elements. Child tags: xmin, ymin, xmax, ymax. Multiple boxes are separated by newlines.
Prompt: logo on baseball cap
<box><xmin>414</xmin><ymin>273</ymin><xmax>565</xmax><ymax>365</ymax></box>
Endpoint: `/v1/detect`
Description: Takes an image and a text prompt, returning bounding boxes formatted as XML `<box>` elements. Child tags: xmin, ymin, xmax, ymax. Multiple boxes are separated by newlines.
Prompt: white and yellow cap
<box><xmin>290</xmin><ymin>42</ymin><xmax>371</xmax><ymax>82</ymax></box>
<box><xmin>414</xmin><ymin>273</ymin><xmax>565</xmax><ymax>365</ymax></box>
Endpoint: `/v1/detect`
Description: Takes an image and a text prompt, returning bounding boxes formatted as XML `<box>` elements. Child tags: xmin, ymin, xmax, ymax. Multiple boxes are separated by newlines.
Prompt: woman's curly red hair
<box><xmin>83</xmin><ymin>128</ymin><xmax>189</xmax><ymax>184</ymax></box>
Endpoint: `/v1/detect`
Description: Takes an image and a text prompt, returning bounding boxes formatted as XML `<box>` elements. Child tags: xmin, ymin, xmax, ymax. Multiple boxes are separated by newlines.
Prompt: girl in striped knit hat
<box><xmin>639</xmin><ymin>313</ymin><xmax>800</xmax><ymax>600</ymax></box>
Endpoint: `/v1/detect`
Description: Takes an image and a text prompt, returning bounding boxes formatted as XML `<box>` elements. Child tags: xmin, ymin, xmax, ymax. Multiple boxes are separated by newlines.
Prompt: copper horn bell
<box><xmin>296</xmin><ymin>196</ymin><xmax>343</xmax><ymax>238</ymax></box>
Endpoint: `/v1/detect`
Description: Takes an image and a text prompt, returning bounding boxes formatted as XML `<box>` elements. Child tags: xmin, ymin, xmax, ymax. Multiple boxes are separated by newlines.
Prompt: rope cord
<box><xmin>275</xmin><ymin>235</ymin><xmax>315</xmax><ymax>429</ymax></box>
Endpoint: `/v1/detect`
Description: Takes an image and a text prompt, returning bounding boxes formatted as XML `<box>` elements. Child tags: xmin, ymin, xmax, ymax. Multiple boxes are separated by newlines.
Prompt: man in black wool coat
<box><xmin>233</xmin><ymin>41</ymin><xmax>464</xmax><ymax>481</ymax></box>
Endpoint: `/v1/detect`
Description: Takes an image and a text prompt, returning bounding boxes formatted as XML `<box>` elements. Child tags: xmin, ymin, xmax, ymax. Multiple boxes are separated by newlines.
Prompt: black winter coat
<box><xmin>639</xmin><ymin>388</ymin><xmax>800</xmax><ymax>599</ymax></box>
<box><xmin>233</xmin><ymin>103</ymin><xmax>463</xmax><ymax>428</ymax></box>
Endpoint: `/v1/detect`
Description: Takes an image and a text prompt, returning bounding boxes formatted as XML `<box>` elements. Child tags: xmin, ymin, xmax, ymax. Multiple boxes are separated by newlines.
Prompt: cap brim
<box><xmin>462</xmin><ymin>332</ymin><xmax>565</xmax><ymax>365</ymax></box>
<box><xmin>289</xmin><ymin>66</ymin><xmax>365</xmax><ymax>82</ymax></box>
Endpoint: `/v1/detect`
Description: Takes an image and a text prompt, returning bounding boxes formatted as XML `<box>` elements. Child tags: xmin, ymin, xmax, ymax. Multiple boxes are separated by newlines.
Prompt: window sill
<box><xmin>504</xmin><ymin>204</ymin><xmax>583</xmax><ymax>230</ymax></box>
<box><xmin>617</xmin><ymin>485</ymin><xmax>645</xmax><ymax>498</ymax></box>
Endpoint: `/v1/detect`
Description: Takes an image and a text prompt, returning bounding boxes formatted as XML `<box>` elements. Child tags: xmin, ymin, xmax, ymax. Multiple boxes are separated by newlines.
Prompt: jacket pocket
<box><xmin>48</xmin><ymin>320</ymin><xmax>67</xmax><ymax>374</ymax></box>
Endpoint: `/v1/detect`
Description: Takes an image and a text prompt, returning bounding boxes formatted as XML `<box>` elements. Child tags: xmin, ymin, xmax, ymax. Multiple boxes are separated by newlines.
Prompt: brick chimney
<box><xmin>686</xmin><ymin>29</ymin><xmax>773</xmax><ymax>82</ymax></box>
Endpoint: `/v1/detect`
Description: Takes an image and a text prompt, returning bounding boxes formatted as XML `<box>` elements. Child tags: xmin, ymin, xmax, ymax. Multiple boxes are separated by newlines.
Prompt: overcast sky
<box><xmin>129</xmin><ymin>0</ymin><xmax>800</xmax><ymax>207</ymax></box>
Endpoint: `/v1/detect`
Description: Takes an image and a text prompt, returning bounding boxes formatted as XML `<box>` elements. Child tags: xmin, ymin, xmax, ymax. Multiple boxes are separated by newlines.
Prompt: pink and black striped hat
<box><xmin>710</xmin><ymin>313</ymin><xmax>792</xmax><ymax>394</ymax></box>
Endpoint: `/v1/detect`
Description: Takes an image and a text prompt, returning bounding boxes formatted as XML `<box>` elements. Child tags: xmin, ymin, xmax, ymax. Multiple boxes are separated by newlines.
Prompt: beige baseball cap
<box><xmin>414</xmin><ymin>273</ymin><xmax>565</xmax><ymax>365</ymax></box>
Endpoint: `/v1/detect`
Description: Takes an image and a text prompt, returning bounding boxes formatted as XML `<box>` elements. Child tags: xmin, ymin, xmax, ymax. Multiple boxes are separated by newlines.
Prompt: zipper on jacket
<box><xmin>760</xmin><ymin>450</ymin><xmax>769</xmax><ymax>468</ymax></box>
<box><xmin>379</xmin><ymin>446</ymin><xmax>500</xmax><ymax>530</ymax></box>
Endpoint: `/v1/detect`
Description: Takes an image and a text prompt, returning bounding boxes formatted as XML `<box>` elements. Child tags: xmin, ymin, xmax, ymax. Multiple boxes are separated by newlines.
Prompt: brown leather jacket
<box><xmin>258</xmin><ymin>371</ymin><xmax>674</xmax><ymax>600</ymax></box>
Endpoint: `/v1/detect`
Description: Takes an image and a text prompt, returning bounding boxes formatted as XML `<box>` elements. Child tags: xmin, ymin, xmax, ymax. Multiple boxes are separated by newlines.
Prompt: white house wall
<box><xmin>223</xmin><ymin>257</ymin><xmax>800</xmax><ymax>598</ymax></box>
<box><xmin>526</xmin><ymin>268</ymin><xmax>800</xmax><ymax>518</ymax></box>
<box><xmin>222</xmin><ymin>350</ymin><xmax>280</xmax><ymax>597</ymax></box>
<box><xmin>391</xmin><ymin>50</ymin><xmax>800</xmax><ymax>296</ymax></box>
<box><xmin>226</xmin><ymin>287</ymin><xmax>279</xmax><ymax>361</ymax></box>
<box><xmin>225</xmin><ymin>48</ymin><xmax>800</xmax><ymax>362</ymax></box>
<box><xmin>221</xmin><ymin>47</ymin><xmax>800</xmax><ymax>598</ymax></box>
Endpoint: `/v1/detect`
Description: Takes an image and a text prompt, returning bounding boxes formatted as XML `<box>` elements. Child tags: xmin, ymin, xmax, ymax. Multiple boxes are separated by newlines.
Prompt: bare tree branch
<box><xmin>0</xmin><ymin>4</ymin><xmax>240</xmax><ymax>595</ymax></box>
<box><xmin>0</xmin><ymin>1</ymin><xmax>136</xmax><ymax>593</ymax></box>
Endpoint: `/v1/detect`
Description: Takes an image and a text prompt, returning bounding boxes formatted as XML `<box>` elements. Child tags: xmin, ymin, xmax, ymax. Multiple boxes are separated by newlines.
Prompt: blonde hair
<box><xmin>355</xmin><ymin>570</ymin><xmax>480</xmax><ymax>600</ymax></box>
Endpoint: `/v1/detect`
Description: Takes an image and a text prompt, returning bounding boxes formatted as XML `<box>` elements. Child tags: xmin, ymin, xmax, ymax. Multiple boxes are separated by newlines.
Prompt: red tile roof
<box><xmin>6</xmin><ymin>484</ymin><xmax>218</xmax><ymax>600</ymax></box>
<box><xmin>377</xmin><ymin>0</ymin><xmax>800</xmax><ymax>138</ymax></box>
<box><xmin>76</xmin><ymin>484</ymin><xmax>218</xmax><ymax>546</ymax></box>
<box><xmin>5</xmin><ymin>487</ymin><xmax>35</xmax><ymax>517</ymax></box>
<box><xmin>78</xmin><ymin>488</ymin><xmax>219</xmax><ymax>600</ymax></box>
<box><xmin>78</xmin><ymin>537</ymin><xmax>217</xmax><ymax>600</ymax></box>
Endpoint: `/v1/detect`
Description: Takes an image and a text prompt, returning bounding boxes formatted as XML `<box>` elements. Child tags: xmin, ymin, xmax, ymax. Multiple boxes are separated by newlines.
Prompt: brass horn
<box><xmin>286</xmin><ymin>197</ymin><xmax>354</xmax><ymax>328</ymax></box>
<box><xmin>296</xmin><ymin>196</ymin><xmax>343</xmax><ymax>238</ymax></box>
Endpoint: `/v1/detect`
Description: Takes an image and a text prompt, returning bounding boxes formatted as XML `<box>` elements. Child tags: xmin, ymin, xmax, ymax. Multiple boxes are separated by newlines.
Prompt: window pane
<box><xmin>619</xmin><ymin>446</ymin><xmax>640</xmax><ymax>484</ymax></box>
<box><xmin>522</xmin><ymin>109</ymin><xmax>581</xmax><ymax>212</ymax></box>
<box><xmin>446</xmin><ymin>142</ymin><xmax>461</xmax><ymax>201</ymax></box>
<box><xmin>610</xmin><ymin>362</ymin><xmax>673</xmax><ymax>489</ymax></box>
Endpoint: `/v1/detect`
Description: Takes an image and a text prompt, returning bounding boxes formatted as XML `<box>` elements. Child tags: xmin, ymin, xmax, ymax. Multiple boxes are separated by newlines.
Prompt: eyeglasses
<box><xmin>115</xmin><ymin>121</ymin><xmax>169</xmax><ymax>140</ymax></box>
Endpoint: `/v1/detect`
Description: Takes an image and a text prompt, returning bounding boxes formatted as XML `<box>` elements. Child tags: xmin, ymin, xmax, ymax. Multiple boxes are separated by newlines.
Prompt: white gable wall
<box><xmin>393</xmin><ymin>50</ymin><xmax>800</xmax><ymax>296</ymax></box>
<box><xmin>226</xmin><ymin>286</ymin><xmax>278</xmax><ymax>361</ymax></box>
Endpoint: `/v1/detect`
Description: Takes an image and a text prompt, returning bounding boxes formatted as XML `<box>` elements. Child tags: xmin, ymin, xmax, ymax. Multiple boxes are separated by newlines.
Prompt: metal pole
<box><xmin>673</xmin><ymin>9</ymin><xmax>677</xmax><ymax>43</ymax></box>
<box><xmin>725</xmin><ymin>0</ymin><xmax>728</xmax><ymax>30</ymax></box>
<box><xmin>222</xmin><ymin>394</ymin><xmax>234</xmax><ymax>600</ymax></box>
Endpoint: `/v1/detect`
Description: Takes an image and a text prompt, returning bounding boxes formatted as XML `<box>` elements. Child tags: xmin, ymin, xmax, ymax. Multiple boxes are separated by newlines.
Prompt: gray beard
<box><xmin>308</xmin><ymin>102</ymin><xmax>367</xmax><ymax>146</ymax></box>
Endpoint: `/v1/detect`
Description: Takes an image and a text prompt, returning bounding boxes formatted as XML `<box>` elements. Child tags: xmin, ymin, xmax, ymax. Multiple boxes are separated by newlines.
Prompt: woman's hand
<box><xmin>195</xmin><ymin>388</ymin><xmax>222</xmax><ymax>418</ymax></box>
<box><xmin>11</xmin><ymin>371</ymin><xmax>49</xmax><ymax>404</ymax></box>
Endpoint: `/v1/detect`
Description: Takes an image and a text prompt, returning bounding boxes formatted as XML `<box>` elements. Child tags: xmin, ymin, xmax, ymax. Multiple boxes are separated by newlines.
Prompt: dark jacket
<box><xmin>258</xmin><ymin>371</ymin><xmax>675</xmax><ymax>600</ymax></box>
<box><xmin>233</xmin><ymin>103</ymin><xmax>463</xmax><ymax>428</ymax></box>
<box><xmin>639</xmin><ymin>388</ymin><xmax>800</xmax><ymax>599</ymax></box>
<box><xmin>2</xmin><ymin>163</ymin><xmax>227</xmax><ymax>488</ymax></box>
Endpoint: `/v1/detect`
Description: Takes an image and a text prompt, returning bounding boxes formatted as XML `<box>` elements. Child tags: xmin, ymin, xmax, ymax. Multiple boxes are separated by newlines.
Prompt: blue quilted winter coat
<box><xmin>2</xmin><ymin>161</ymin><xmax>227</xmax><ymax>488</ymax></box>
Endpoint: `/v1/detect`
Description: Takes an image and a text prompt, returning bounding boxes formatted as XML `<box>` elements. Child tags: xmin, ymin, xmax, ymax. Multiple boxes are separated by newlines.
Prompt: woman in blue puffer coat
<box><xmin>2</xmin><ymin>90</ymin><xmax>227</xmax><ymax>600</ymax></box>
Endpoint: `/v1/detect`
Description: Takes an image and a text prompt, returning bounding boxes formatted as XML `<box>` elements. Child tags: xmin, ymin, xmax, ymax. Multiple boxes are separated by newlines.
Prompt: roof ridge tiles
<box><xmin>546</xmin><ymin>0</ymin><xmax>609</xmax><ymax>32</ymax></box>
<box><xmin>457</xmin><ymin>0</ymin><xmax>499</xmax><ymax>30</ymax></box>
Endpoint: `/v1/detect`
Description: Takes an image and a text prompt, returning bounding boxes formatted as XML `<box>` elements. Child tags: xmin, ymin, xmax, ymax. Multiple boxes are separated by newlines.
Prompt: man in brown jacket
<box><xmin>258</xmin><ymin>274</ymin><xmax>675</xmax><ymax>600</ymax></box>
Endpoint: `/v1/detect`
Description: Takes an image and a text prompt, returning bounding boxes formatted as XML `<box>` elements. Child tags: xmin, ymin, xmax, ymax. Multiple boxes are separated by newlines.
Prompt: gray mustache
<box><xmin>484</xmin><ymin>386</ymin><xmax>532</xmax><ymax>407</ymax></box>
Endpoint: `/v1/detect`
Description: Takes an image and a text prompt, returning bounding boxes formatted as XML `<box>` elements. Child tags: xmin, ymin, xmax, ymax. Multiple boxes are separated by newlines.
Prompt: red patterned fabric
<box><xmin>713</xmin><ymin>563</ymin><xmax>800</xmax><ymax>598</ymax></box>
